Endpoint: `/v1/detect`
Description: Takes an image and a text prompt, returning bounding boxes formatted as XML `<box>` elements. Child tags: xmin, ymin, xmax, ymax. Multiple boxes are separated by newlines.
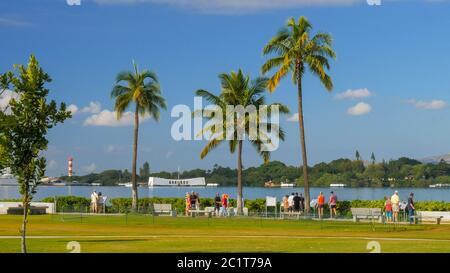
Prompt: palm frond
<box><xmin>200</xmin><ymin>138</ymin><xmax>224</xmax><ymax>159</ymax></box>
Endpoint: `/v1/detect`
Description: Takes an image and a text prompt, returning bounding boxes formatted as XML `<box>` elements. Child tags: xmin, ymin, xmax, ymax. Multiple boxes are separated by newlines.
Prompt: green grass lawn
<box><xmin>1</xmin><ymin>214</ymin><xmax>450</xmax><ymax>253</ymax></box>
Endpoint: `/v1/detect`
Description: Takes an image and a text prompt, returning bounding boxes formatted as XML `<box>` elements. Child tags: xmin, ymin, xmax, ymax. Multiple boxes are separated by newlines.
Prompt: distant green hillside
<box><xmin>58</xmin><ymin>157</ymin><xmax>450</xmax><ymax>188</ymax></box>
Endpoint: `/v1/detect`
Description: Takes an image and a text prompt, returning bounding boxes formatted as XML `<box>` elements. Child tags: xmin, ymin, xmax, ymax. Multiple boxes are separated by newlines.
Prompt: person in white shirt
<box><xmin>90</xmin><ymin>190</ymin><xmax>98</xmax><ymax>213</ymax></box>
<box><xmin>288</xmin><ymin>193</ymin><xmax>295</xmax><ymax>214</ymax></box>
<box><xmin>391</xmin><ymin>191</ymin><xmax>400</xmax><ymax>222</ymax></box>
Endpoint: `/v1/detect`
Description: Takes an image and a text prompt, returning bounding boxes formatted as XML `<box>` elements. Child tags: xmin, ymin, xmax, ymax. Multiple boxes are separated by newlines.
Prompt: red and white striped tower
<box><xmin>68</xmin><ymin>157</ymin><xmax>73</xmax><ymax>177</ymax></box>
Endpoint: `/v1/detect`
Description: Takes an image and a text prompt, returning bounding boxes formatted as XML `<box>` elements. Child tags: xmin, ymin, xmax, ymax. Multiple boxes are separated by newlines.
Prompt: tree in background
<box><xmin>139</xmin><ymin>161</ymin><xmax>151</xmax><ymax>182</ymax></box>
<box><xmin>356</xmin><ymin>150</ymin><xmax>361</xmax><ymax>161</ymax></box>
<box><xmin>196</xmin><ymin>69</ymin><xmax>288</xmax><ymax>214</ymax></box>
<box><xmin>262</xmin><ymin>16</ymin><xmax>336</xmax><ymax>212</ymax></box>
<box><xmin>111</xmin><ymin>61</ymin><xmax>166</xmax><ymax>211</ymax></box>
<box><xmin>371</xmin><ymin>152</ymin><xmax>376</xmax><ymax>165</ymax></box>
<box><xmin>0</xmin><ymin>56</ymin><xmax>71</xmax><ymax>253</ymax></box>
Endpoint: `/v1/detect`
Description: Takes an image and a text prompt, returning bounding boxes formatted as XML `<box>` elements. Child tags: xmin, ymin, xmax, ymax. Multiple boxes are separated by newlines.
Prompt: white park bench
<box><xmin>418</xmin><ymin>211</ymin><xmax>450</xmax><ymax>224</ymax></box>
<box><xmin>227</xmin><ymin>207</ymin><xmax>249</xmax><ymax>216</ymax></box>
<box><xmin>188</xmin><ymin>209</ymin><xmax>209</xmax><ymax>217</ymax></box>
<box><xmin>280</xmin><ymin>211</ymin><xmax>304</xmax><ymax>219</ymax></box>
<box><xmin>351</xmin><ymin>208</ymin><xmax>383</xmax><ymax>223</ymax></box>
<box><xmin>151</xmin><ymin>204</ymin><xmax>175</xmax><ymax>216</ymax></box>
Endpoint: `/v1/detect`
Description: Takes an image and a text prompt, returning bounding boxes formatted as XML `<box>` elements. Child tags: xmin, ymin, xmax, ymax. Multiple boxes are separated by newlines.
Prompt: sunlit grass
<box><xmin>1</xmin><ymin>215</ymin><xmax>449</xmax><ymax>253</ymax></box>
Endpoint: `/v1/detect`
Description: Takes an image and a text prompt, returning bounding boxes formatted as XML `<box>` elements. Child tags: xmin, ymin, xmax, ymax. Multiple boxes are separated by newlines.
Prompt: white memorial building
<box><xmin>148</xmin><ymin>177</ymin><xmax>206</xmax><ymax>187</ymax></box>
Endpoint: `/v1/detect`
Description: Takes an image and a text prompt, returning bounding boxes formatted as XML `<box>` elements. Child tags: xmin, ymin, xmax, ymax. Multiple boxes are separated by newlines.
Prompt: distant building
<box><xmin>148</xmin><ymin>177</ymin><xmax>206</xmax><ymax>187</ymax></box>
<box><xmin>330</xmin><ymin>183</ymin><xmax>347</xmax><ymax>187</ymax></box>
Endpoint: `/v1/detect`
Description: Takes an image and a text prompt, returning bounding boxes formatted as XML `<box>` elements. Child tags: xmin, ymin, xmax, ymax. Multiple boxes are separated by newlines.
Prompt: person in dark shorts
<box><xmin>293</xmin><ymin>193</ymin><xmax>301</xmax><ymax>212</ymax></box>
<box><xmin>214</xmin><ymin>193</ymin><xmax>221</xmax><ymax>216</ymax></box>
<box><xmin>329</xmin><ymin>191</ymin><xmax>337</xmax><ymax>218</ymax></box>
<box><xmin>299</xmin><ymin>193</ymin><xmax>305</xmax><ymax>212</ymax></box>
<box><xmin>190</xmin><ymin>191</ymin><xmax>197</xmax><ymax>210</ymax></box>
<box><xmin>407</xmin><ymin>192</ymin><xmax>416</xmax><ymax>224</ymax></box>
<box><xmin>317</xmin><ymin>192</ymin><xmax>325</xmax><ymax>219</ymax></box>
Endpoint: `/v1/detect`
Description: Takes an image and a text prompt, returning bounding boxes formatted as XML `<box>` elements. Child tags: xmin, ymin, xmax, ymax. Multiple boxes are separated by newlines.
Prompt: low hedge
<box><xmin>2</xmin><ymin>197</ymin><xmax>449</xmax><ymax>214</ymax></box>
<box><xmin>41</xmin><ymin>196</ymin><xmax>90</xmax><ymax>212</ymax></box>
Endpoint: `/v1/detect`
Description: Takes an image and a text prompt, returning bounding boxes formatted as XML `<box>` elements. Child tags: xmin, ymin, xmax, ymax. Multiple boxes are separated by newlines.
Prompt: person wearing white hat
<box><xmin>90</xmin><ymin>190</ymin><xmax>98</xmax><ymax>213</ymax></box>
<box><xmin>391</xmin><ymin>190</ymin><xmax>400</xmax><ymax>222</ymax></box>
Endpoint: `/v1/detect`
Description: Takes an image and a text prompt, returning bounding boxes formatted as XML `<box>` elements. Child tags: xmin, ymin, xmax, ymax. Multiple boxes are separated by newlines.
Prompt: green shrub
<box><xmin>15</xmin><ymin>196</ymin><xmax>450</xmax><ymax>214</ymax></box>
<box><xmin>41</xmin><ymin>196</ymin><xmax>90</xmax><ymax>212</ymax></box>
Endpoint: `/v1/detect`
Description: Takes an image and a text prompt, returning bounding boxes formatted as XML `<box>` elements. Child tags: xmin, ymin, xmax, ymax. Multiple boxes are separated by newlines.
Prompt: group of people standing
<box><xmin>384</xmin><ymin>190</ymin><xmax>416</xmax><ymax>223</ymax></box>
<box><xmin>184</xmin><ymin>192</ymin><xmax>230</xmax><ymax>216</ymax></box>
<box><xmin>90</xmin><ymin>190</ymin><xmax>106</xmax><ymax>213</ymax></box>
<box><xmin>316</xmin><ymin>191</ymin><xmax>338</xmax><ymax>219</ymax></box>
<box><xmin>282</xmin><ymin>191</ymin><xmax>338</xmax><ymax>219</ymax></box>
<box><xmin>185</xmin><ymin>191</ymin><xmax>201</xmax><ymax>215</ymax></box>
<box><xmin>214</xmin><ymin>193</ymin><xmax>230</xmax><ymax>216</ymax></box>
<box><xmin>282</xmin><ymin>192</ymin><xmax>305</xmax><ymax>214</ymax></box>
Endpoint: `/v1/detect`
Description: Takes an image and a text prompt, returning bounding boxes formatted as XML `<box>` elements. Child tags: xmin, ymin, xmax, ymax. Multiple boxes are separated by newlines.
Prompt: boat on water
<box><xmin>429</xmin><ymin>184</ymin><xmax>450</xmax><ymax>188</ymax></box>
<box><xmin>280</xmin><ymin>183</ymin><xmax>295</xmax><ymax>187</ymax></box>
<box><xmin>206</xmin><ymin>183</ymin><xmax>219</xmax><ymax>187</ymax></box>
<box><xmin>0</xmin><ymin>168</ymin><xmax>17</xmax><ymax>185</ymax></box>
<box><xmin>330</xmin><ymin>183</ymin><xmax>347</xmax><ymax>188</ymax></box>
<box><xmin>50</xmin><ymin>180</ymin><xmax>66</xmax><ymax>186</ymax></box>
<box><xmin>148</xmin><ymin>177</ymin><xmax>206</xmax><ymax>187</ymax></box>
<box><xmin>0</xmin><ymin>178</ymin><xmax>17</xmax><ymax>186</ymax></box>
<box><xmin>264</xmin><ymin>181</ymin><xmax>280</xmax><ymax>188</ymax></box>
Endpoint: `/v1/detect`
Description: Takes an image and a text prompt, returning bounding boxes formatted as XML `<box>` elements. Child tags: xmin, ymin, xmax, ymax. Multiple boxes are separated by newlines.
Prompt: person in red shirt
<box><xmin>317</xmin><ymin>192</ymin><xmax>325</xmax><ymax>219</ymax></box>
<box><xmin>221</xmin><ymin>194</ymin><xmax>228</xmax><ymax>217</ymax></box>
<box><xmin>384</xmin><ymin>195</ymin><xmax>393</xmax><ymax>222</ymax></box>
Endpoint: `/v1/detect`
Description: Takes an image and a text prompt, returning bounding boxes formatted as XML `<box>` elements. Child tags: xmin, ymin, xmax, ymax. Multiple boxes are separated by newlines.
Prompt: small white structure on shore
<box><xmin>148</xmin><ymin>177</ymin><xmax>206</xmax><ymax>187</ymax></box>
<box><xmin>429</xmin><ymin>184</ymin><xmax>450</xmax><ymax>188</ymax></box>
<box><xmin>330</xmin><ymin>183</ymin><xmax>347</xmax><ymax>187</ymax></box>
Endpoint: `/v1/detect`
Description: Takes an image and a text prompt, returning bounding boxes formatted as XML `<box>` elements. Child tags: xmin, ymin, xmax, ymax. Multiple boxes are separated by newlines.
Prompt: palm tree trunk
<box><xmin>236</xmin><ymin>140</ymin><xmax>243</xmax><ymax>215</ymax></box>
<box><xmin>131</xmin><ymin>105</ymin><xmax>139</xmax><ymax>211</ymax></box>
<box><xmin>297</xmin><ymin>77</ymin><xmax>310</xmax><ymax>213</ymax></box>
<box><xmin>21</xmin><ymin>194</ymin><xmax>28</xmax><ymax>253</ymax></box>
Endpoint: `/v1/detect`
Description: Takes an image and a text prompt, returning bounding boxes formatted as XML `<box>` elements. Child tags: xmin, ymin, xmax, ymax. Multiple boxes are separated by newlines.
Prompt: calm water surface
<box><xmin>0</xmin><ymin>185</ymin><xmax>449</xmax><ymax>202</ymax></box>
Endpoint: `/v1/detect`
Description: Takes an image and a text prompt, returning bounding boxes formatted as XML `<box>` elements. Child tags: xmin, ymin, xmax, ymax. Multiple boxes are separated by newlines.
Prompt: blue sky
<box><xmin>1</xmin><ymin>0</ymin><xmax>450</xmax><ymax>176</ymax></box>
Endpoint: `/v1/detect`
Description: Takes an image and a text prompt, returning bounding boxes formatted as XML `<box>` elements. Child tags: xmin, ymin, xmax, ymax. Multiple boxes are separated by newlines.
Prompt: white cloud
<box><xmin>94</xmin><ymin>0</ymin><xmax>358</xmax><ymax>13</ymax></box>
<box><xmin>81</xmin><ymin>101</ymin><xmax>102</xmax><ymax>114</ymax></box>
<box><xmin>407</xmin><ymin>99</ymin><xmax>446</xmax><ymax>110</ymax></box>
<box><xmin>0</xmin><ymin>17</ymin><xmax>31</xmax><ymax>27</ymax></box>
<box><xmin>347</xmin><ymin>102</ymin><xmax>372</xmax><ymax>116</ymax></box>
<box><xmin>83</xmin><ymin>109</ymin><xmax>151</xmax><ymax>127</ymax></box>
<box><xmin>0</xmin><ymin>89</ymin><xmax>18</xmax><ymax>113</ymax></box>
<box><xmin>67</xmin><ymin>104</ymin><xmax>79</xmax><ymax>115</ymax></box>
<box><xmin>287</xmin><ymin>113</ymin><xmax>299</xmax><ymax>122</ymax></box>
<box><xmin>83</xmin><ymin>163</ymin><xmax>97</xmax><ymax>173</ymax></box>
<box><xmin>335</xmin><ymin>88</ymin><xmax>374</xmax><ymax>100</ymax></box>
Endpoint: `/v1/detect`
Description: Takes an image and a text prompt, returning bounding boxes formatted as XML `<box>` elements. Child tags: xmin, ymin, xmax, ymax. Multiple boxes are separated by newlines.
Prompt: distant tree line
<box><xmin>59</xmin><ymin>157</ymin><xmax>450</xmax><ymax>188</ymax></box>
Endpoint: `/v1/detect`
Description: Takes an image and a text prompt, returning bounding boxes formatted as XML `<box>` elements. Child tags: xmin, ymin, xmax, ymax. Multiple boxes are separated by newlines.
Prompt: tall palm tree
<box><xmin>261</xmin><ymin>16</ymin><xmax>336</xmax><ymax>213</ymax></box>
<box><xmin>196</xmin><ymin>69</ymin><xmax>288</xmax><ymax>214</ymax></box>
<box><xmin>111</xmin><ymin>62</ymin><xmax>166</xmax><ymax>211</ymax></box>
